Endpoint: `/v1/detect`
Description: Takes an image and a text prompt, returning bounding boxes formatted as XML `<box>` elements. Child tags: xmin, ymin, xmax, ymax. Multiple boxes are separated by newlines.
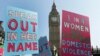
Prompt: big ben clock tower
<box><xmin>49</xmin><ymin>1</ymin><xmax>60</xmax><ymax>51</ymax></box>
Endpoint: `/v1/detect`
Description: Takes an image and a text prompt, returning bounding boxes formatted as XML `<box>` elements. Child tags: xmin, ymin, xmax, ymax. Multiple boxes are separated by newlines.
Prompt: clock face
<box><xmin>51</xmin><ymin>17</ymin><xmax>57</xmax><ymax>22</ymax></box>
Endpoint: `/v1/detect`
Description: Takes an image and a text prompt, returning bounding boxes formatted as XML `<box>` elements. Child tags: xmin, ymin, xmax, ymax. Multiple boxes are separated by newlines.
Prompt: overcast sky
<box><xmin>0</xmin><ymin>0</ymin><xmax>100</xmax><ymax>49</ymax></box>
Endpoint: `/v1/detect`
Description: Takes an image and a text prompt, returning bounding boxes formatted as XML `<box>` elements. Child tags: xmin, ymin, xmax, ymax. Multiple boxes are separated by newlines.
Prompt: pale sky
<box><xmin>0</xmin><ymin>0</ymin><xmax>100</xmax><ymax>49</ymax></box>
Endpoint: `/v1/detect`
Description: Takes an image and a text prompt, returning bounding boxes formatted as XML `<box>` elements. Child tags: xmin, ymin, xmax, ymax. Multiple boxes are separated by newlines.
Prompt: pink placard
<box><xmin>0</xmin><ymin>48</ymin><xmax>3</xmax><ymax>56</ymax></box>
<box><xmin>60</xmin><ymin>10</ymin><xmax>91</xmax><ymax>56</ymax></box>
